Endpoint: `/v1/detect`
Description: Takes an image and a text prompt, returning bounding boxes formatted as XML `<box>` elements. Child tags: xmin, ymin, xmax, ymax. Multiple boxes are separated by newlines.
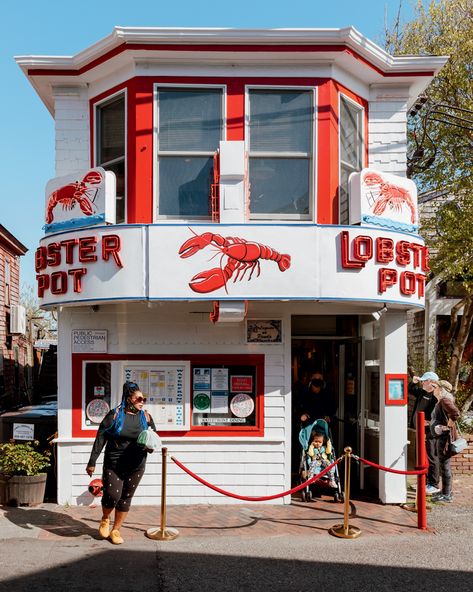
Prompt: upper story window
<box><xmin>247</xmin><ymin>88</ymin><xmax>314</xmax><ymax>220</ymax></box>
<box><xmin>156</xmin><ymin>87</ymin><xmax>224</xmax><ymax>219</ymax></box>
<box><xmin>4</xmin><ymin>258</ymin><xmax>11</xmax><ymax>306</ymax></box>
<box><xmin>95</xmin><ymin>93</ymin><xmax>126</xmax><ymax>224</ymax></box>
<box><xmin>339</xmin><ymin>95</ymin><xmax>364</xmax><ymax>224</ymax></box>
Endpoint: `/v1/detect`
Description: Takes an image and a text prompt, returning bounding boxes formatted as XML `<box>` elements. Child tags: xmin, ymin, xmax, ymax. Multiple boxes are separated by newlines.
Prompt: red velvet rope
<box><xmin>354</xmin><ymin>455</ymin><xmax>428</xmax><ymax>475</ymax></box>
<box><xmin>171</xmin><ymin>456</ymin><xmax>342</xmax><ymax>501</ymax></box>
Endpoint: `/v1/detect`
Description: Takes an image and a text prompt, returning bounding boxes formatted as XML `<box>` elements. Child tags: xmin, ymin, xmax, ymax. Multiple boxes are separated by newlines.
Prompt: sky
<box><xmin>0</xmin><ymin>0</ymin><xmax>420</xmax><ymax>290</ymax></box>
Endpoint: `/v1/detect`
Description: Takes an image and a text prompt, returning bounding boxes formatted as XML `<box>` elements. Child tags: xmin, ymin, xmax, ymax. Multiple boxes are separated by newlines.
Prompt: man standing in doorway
<box><xmin>409</xmin><ymin>370</ymin><xmax>440</xmax><ymax>495</ymax></box>
<box><xmin>300</xmin><ymin>371</ymin><xmax>337</xmax><ymax>427</ymax></box>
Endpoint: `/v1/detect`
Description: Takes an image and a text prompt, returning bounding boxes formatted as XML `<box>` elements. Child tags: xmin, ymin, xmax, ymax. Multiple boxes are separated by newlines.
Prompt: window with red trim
<box><xmin>95</xmin><ymin>93</ymin><xmax>126</xmax><ymax>223</ymax></box>
<box><xmin>247</xmin><ymin>87</ymin><xmax>315</xmax><ymax>220</ymax></box>
<box><xmin>339</xmin><ymin>94</ymin><xmax>364</xmax><ymax>224</ymax></box>
<box><xmin>72</xmin><ymin>354</ymin><xmax>264</xmax><ymax>438</ymax></box>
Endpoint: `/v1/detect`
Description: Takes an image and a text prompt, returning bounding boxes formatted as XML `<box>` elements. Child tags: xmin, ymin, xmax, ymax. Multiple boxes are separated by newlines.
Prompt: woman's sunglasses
<box><xmin>132</xmin><ymin>396</ymin><xmax>146</xmax><ymax>403</ymax></box>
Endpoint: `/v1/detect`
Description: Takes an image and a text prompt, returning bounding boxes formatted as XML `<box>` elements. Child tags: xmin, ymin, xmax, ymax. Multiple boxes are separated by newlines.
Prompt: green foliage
<box><xmin>0</xmin><ymin>441</ymin><xmax>51</xmax><ymax>476</ymax></box>
<box><xmin>388</xmin><ymin>0</ymin><xmax>473</xmax><ymax>193</ymax></box>
<box><xmin>422</xmin><ymin>192</ymin><xmax>473</xmax><ymax>292</ymax></box>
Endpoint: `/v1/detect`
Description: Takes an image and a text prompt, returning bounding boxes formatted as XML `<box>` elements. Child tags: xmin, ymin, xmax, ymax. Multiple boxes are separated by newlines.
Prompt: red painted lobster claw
<box><xmin>82</xmin><ymin>171</ymin><xmax>103</xmax><ymax>185</ymax></box>
<box><xmin>178</xmin><ymin>233</ymin><xmax>214</xmax><ymax>258</ymax></box>
<box><xmin>188</xmin><ymin>268</ymin><xmax>227</xmax><ymax>293</ymax></box>
<box><xmin>79</xmin><ymin>198</ymin><xmax>95</xmax><ymax>216</ymax></box>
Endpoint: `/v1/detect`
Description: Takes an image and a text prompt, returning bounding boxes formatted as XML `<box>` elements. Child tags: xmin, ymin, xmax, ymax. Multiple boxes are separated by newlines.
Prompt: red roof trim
<box><xmin>27</xmin><ymin>42</ymin><xmax>435</xmax><ymax>78</ymax></box>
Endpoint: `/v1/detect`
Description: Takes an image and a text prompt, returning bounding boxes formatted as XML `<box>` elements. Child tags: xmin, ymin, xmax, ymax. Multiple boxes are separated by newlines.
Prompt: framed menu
<box><xmin>123</xmin><ymin>362</ymin><xmax>190</xmax><ymax>430</ymax></box>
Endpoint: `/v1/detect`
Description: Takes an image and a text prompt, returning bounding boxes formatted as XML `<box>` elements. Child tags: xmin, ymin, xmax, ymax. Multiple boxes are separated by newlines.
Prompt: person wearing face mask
<box><xmin>86</xmin><ymin>381</ymin><xmax>157</xmax><ymax>544</ymax></box>
<box><xmin>408</xmin><ymin>371</ymin><xmax>440</xmax><ymax>495</ymax></box>
<box><xmin>299</xmin><ymin>371</ymin><xmax>337</xmax><ymax>427</ymax></box>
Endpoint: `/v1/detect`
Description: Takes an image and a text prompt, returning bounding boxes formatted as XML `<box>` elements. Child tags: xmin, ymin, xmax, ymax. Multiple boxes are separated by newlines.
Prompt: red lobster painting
<box><xmin>46</xmin><ymin>170</ymin><xmax>103</xmax><ymax>224</ymax></box>
<box><xmin>364</xmin><ymin>172</ymin><xmax>416</xmax><ymax>224</ymax></box>
<box><xmin>178</xmin><ymin>231</ymin><xmax>291</xmax><ymax>294</ymax></box>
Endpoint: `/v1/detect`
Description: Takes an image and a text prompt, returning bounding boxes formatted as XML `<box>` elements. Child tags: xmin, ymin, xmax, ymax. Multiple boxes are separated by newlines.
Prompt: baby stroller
<box><xmin>298</xmin><ymin>418</ymin><xmax>343</xmax><ymax>503</ymax></box>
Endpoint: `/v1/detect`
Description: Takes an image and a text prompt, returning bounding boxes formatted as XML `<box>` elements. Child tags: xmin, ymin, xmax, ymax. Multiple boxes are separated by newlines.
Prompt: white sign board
<box><xmin>36</xmin><ymin>224</ymin><xmax>427</xmax><ymax>308</ymax></box>
<box><xmin>13</xmin><ymin>423</ymin><xmax>35</xmax><ymax>441</ymax></box>
<box><xmin>36</xmin><ymin>226</ymin><xmax>145</xmax><ymax>307</ymax></box>
<box><xmin>124</xmin><ymin>363</ymin><xmax>190</xmax><ymax>431</ymax></box>
<box><xmin>44</xmin><ymin>167</ymin><xmax>116</xmax><ymax>234</ymax></box>
<box><xmin>72</xmin><ymin>330</ymin><xmax>108</xmax><ymax>353</ymax></box>
<box><xmin>349</xmin><ymin>168</ymin><xmax>418</xmax><ymax>232</ymax></box>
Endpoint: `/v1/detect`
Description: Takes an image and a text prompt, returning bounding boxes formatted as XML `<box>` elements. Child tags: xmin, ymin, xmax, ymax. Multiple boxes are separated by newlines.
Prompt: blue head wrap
<box><xmin>105</xmin><ymin>381</ymin><xmax>148</xmax><ymax>436</ymax></box>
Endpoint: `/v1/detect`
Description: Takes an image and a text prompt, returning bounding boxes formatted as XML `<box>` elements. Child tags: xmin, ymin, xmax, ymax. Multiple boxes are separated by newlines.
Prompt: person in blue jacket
<box><xmin>86</xmin><ymin>381</ymin><xmax>156</xmax><ymax>544</ymax></box>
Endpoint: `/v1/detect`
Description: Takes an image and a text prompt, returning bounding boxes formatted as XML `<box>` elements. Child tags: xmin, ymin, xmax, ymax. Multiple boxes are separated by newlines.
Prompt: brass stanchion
<box><xmin>146</xmin><ymin>447</ymin><xmax>179</xmax><ymax>541</ymax></box>
<box><xmin>329</xmin><ymin>447</ymin><xmax>361</xmax><ymax>539</ymax></box>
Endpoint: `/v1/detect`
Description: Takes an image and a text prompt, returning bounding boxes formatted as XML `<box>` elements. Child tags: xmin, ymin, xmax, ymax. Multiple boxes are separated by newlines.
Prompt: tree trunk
<box><xmin>449</xmin><ymin>296</ymin><xmax>473</xmax><ymax>396</ymax></box>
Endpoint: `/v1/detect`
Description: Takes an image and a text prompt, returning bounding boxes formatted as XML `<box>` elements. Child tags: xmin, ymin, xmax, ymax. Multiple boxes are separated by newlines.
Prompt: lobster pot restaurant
<box><xmin>17</xmin><ymin>26</ymin><xmax>446</xmax><ymax>505</ymax></box>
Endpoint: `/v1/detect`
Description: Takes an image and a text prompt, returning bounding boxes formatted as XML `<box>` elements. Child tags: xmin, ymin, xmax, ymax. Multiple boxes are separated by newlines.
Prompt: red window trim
<box><xmin>72</xmin><ymin>353</ymin><xmax>265</xmax><ymax>438</ymax></box>
<box><xmin>28</xmin><ymin>42</ymin><xmax>435</xmax><ymax>79</ymax></box>
<box><xmin>89</xmin><ymin>75</ymin><xmax>370</xmax><ymax>226</ymax></box>
<box><xmin>385</xmin><ymin>373</ymin><xmax>408</xmax><ymax>406</ymax></box>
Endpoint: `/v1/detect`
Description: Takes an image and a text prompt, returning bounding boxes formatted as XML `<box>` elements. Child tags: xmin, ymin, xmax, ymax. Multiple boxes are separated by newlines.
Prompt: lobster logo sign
<box><xmin>44</xmin><ymin>167</ymin><xmax>116</xmax><ymax>233</ymax></box>
<box><xmin>178</xmin><ymin>230</ymin><xmax>291</xmax><ymax>294</ymax></box>
<box><xmin>349</xmin><ymin>168</ymin><xmax>418</xmax><ymax>232</ymax></box>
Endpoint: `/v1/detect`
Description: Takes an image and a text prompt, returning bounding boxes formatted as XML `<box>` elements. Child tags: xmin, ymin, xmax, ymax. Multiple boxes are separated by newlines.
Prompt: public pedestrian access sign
<box><xmin>72</xmin><ymin>330</ymin><xmax>107</xmax><ymax>353</ymax></box>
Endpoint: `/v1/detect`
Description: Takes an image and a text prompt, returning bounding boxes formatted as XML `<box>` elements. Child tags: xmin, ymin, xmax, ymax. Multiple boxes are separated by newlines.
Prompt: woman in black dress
<box><xmin>86</xmin><ymin>381</ymin><xmax>156</xmax><ymax>544</ymax></box>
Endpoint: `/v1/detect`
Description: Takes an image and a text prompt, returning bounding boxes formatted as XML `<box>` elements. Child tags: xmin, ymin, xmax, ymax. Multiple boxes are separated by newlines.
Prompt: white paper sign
<box><xmin>13</xmin><ymin>423</ymin><xmax>34</xmax><ymax>441</ymax></box>
<box><xmin>125</xmin><ymin>363</ymin><xmax>190</xmax><ymax>431</ymax></box>
<box><xmin>72</xmin><ymin>330</ymin><xmax>107</xmax><ymax>353</ymax></box>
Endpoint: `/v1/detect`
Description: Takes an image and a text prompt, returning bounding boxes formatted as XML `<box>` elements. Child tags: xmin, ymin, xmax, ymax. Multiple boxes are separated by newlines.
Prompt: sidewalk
<box><xmin>0</xmin><ymin>473</ymin><xmax>469</xmax><ymax>542</ymax></box>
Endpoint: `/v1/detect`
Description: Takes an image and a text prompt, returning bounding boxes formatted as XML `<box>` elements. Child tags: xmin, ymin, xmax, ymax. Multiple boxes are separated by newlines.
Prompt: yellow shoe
<box><xmin>98</xmin><ymin>518</ymin><xmax>110</xmax><ymax>539</ymax></box>
<box><xmin>109</xmin><ymin>529</ymin><xmax>124</xmax><ymax>545</ymax></box>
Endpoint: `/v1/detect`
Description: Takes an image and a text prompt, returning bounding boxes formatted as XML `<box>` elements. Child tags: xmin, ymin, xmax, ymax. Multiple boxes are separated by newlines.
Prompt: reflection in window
<box><xmin>339</xmin><ymin>96</ymin><xmax>364</xmax><ymax>224</ymax></box>
<box><xmin>248</xmin><ymin>89</ymin><xmax>313</xmax><ymax>219</ymax></box>
<box><xmin>157</xmin><ymin>88</ymin><xmax>223</xmax><ymax>218</ymax></box>
<box><xmin>84</xmin><ymin>362</ymin><xmax>112</xmax><ymax>427</ymax></box>
<box><xmin>96</xmin><ymin>94</ymin><xmax>126</xmax><ymax>224</ymax></box>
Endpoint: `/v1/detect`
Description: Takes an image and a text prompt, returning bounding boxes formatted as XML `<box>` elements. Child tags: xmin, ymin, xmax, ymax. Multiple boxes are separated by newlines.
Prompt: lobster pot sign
<box><xmin>349</xmin><ymin>168</ymin><xmax>418</xmax><ymax>233</ymax></box>
<box><xmin>44</xmin><ymin>167</ymin><xmax>116</xmax><ymax>233</ymax></box>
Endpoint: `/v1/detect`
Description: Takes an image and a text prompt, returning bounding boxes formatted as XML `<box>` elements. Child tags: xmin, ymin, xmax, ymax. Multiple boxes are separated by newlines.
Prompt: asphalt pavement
<box><xmin>0</xmin><ymin>475</ymin><xmax>472</xmax><ymax>592</ymax></box>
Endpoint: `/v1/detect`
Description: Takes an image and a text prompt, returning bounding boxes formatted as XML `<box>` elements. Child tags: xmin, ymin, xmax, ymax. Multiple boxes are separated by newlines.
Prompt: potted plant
<box><xmin>0</xmin><ymin>440</ymin><xmax>51</xmax><ymax>506</ymax></box>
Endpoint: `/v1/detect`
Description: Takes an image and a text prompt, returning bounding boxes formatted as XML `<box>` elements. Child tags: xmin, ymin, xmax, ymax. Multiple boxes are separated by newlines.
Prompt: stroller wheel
<box><xmin>334</xmin><ymin>491</ymin><xmax>344</xmax><ymax>503</ymax></box>
<box><xmin>301</xmin><ymin>489</ymin><xmax>307</xmax><ymax>502</ymax></box>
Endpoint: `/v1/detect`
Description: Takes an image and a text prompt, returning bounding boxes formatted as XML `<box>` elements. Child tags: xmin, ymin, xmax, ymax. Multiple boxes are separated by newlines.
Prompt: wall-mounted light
<box><xmin>372</xmin><ymin>304</ymin><xmax>387</xmax><ymax>321</ymax></box>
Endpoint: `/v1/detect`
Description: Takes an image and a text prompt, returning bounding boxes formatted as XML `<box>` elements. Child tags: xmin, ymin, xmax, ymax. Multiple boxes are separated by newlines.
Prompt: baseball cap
<box><xmin>419</xmin><ymin>371</ymin><xmax>439</xmax><ymax>381</ymax></box>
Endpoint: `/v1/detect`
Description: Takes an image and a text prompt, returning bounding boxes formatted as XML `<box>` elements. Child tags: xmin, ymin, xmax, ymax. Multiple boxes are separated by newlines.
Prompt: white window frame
<box><xmin>94</xmin><ymin>89</ymin><xmax>128</xmax><ymax>224</ymax></box>
<box><xmin>4</xmin><ymin>257</ymin><xmax>11</xmax><ymax>306</ymax></box>
<box><xmin>153</xmin><ymin>83</ymin><xmax>226</xmax><ymax>222</ymax></box>
<box><xmin>245</xmin><ymin>85</ymin><xmax>317</xmax><ymax>222</ymax></box>
<box><xmin>338</xmin><ymin>93</ymin><xmax>365</xmax><ymax>225</ymax></box>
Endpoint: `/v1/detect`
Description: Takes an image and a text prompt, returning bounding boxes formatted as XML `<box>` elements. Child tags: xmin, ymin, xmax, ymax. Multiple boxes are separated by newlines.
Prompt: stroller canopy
<box><xmin>299</xmin><ymin>418</ymin><xmax>330</xmax><ymax>451</ymax></box>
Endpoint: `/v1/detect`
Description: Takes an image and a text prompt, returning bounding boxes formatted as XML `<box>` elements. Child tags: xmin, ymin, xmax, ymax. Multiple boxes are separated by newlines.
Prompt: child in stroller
<box><xmin>298</xmin><ymin>418</ymin><xmax>342</xmax><ymax>502</ymax></box>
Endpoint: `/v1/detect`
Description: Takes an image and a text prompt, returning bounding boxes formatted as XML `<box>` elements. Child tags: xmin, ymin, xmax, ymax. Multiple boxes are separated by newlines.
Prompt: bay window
<box><xmin>95</xmin><ymin>93</ymin><xmax>126</xmax><ymax>224</ymax></box>
<box><xmin>339</xmin><ymin>95</ymin><xmax>364</xmax><ymax>224</ymax></box>
<box><xmin>156</xmin><ymin>87</ymin><xmax>224</xmax><ymax>219</ymax></box>
<box><xmin>247</xmin><ymin>88</ymin><xmax>314</xmax><ymax>220</ymax></box>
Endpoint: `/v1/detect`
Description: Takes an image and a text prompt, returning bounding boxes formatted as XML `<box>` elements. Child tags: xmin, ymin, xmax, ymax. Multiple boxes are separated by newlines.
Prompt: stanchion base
<box><xmin>329</xmin><ymin>524</ymin><xmax>362</xmax><ymax>539</ymax></box>
<box><xmin>146</xmin><ymin>527</ymin><xmax>179</xmax><ymax>541</ymax></box>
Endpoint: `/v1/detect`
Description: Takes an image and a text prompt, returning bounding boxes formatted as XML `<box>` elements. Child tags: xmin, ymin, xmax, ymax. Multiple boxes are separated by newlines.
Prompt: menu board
<box><xmin>192</xmin><ymin>364</ymin><xmax>257</xmax><ymax>428</ymax></box>
<box><xmin>124</xmin><ymin>362</ymin><xmax>190</xmax><ymax>431</ymax></box>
